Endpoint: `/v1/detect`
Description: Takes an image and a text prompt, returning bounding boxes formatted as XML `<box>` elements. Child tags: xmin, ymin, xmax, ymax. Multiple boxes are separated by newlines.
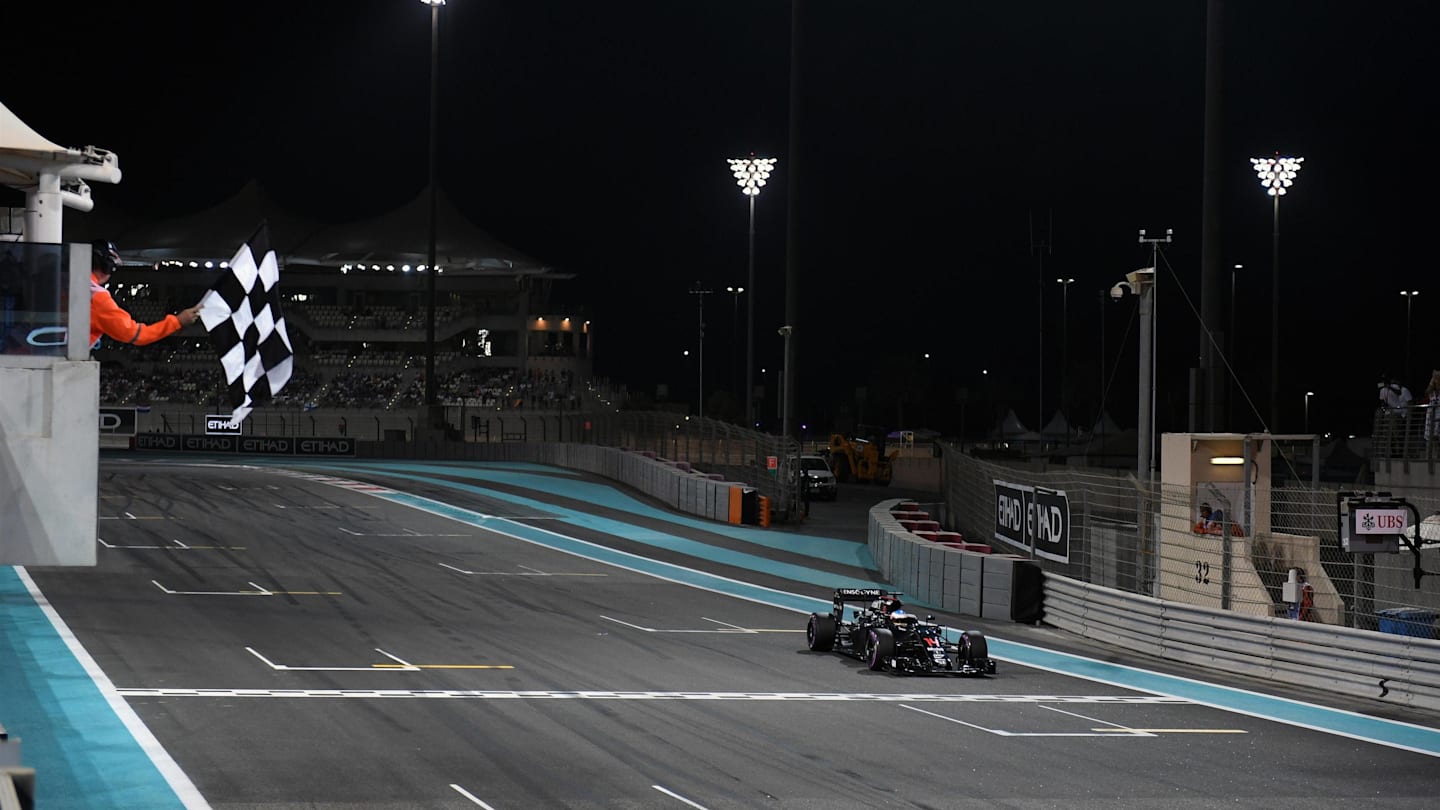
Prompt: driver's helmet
<box><xmin>871</xmin><ymin>595</ymin><xmax>903</xmax><ymax>615</ymax></box>
<box><xmin>889</xmin><ymin>609</ymin><xmax>916</xmax><ymax>631</ymax></box>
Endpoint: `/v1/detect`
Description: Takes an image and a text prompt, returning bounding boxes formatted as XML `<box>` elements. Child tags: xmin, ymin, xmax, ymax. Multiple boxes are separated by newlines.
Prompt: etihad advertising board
<box><xmin>133</xmin><ymin>434</ymin><xmax>355</xmax><ymax>457</ymax></box>
<box><xmin>992</xmin><ymin>479</ymin><xmax>1070</xmax><ymax>563</ymax></box>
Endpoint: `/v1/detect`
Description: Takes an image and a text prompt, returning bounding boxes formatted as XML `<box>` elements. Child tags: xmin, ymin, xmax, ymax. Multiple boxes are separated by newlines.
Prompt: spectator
<box><xmin>1378</xmin><ymin>375</ymin><xmax>1414</xmax><ymax>457</ymax></box>
<box><xmin>1425</xmin><ymin>370</ymin><xmax>1440</xmax><ymax>457</ymax></box>
<box><xmin>1199</xmin><ymin>502</ymin><xmax>1226</xmax><ymax>532</ymax></box>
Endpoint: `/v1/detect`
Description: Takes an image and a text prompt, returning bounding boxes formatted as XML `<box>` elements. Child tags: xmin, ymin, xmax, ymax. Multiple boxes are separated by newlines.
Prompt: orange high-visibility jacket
<box><xmin>90</xmin><ymin>275</ymin><xmax>183</xmax><ymax>348</ymax></box>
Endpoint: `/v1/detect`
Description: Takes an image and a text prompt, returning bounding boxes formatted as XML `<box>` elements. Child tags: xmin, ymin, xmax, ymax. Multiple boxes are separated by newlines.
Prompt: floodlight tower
<box><xmin>728</xmin><ymin>154</ymin><xmax>777</xmax><ymax>428</ymax></box>
<box><xmin>1250</xmin><ymin>154</ymin><xmax>1303</xmax><ymax>430</ymax></box>
<box><xmin>422</xmin><ymin>0</ymin><xmax>445</xmax><ymax>415</ymax></box>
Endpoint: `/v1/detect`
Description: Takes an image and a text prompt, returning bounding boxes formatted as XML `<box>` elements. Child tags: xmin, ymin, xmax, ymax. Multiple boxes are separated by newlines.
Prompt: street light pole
<box><xmin>778</xmin><ymin>326</ymin><xmax>794</xmax><ymax>438</ymax></box>
<box><xmin>1304</xmin><ymin>390</ymin><xmax>1314</xmax><ymax>433</ymax></box>
<box><xmin>1098</xmin><ymin>289</ymin><xmax>1107</xmax><ymax>443</ymax></box>
<box><xmin>1251</xmin><ymin>155</ymin><xmax>1304</xmax><ymax>431</ymax></box>
<box><xmin>421</xmin><ymin>0</ymin><xmax>444</xmax><ymax>415</ymax></box>
<box><xmin>1030</xmin><ymin>211</ymin><xmax>1052</xmax><ymax>432</ymax></box>
<box><xmin>728</xmin><ymin>156</ymin><xmax>777</xmax><ymax>428</ymax></box>
<box><xmin>1229</xmin><ymin>263</ymin><xmax>1241</xmax><ymax>428</ymax></box>
<box><xmin>690</xmin><ymin>282</ymin><xmax>712</xmax><ymax>419</ymax></box>
<box><xmin>1136</xmin><ymin>228</ymin><xmax>1172</xmax><ymax>483</ymax></box>
<box><xmin>1056</xmin><ymin>277</ymin><xmax>1074</xmax><ymax>424</ymax></box>
<box><xmin>727</xmin><ymin>285</ymin><xmax>744</xmax><ymax>407</ymax></box>
<box><xmin>1402</xmin><ymin>290</ymin><xmax>1419</xmax><ymax>383</ymax></box>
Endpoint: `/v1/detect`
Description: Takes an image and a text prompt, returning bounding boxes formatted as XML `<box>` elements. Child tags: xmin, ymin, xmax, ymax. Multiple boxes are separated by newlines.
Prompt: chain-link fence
<box><xmin>940</xmin><ymin>444</ymin><xmax>1440</xmax><ymax>633</ymax></box>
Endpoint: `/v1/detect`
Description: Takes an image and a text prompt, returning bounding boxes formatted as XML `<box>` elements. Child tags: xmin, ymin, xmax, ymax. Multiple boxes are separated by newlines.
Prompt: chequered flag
<box><xmin>198</xmin><ymin>224</ymin><xmax>293</xmax><ymax>424</ymax></box>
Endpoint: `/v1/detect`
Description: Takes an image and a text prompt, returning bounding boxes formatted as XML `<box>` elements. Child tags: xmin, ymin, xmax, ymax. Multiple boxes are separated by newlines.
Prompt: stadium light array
<box><xmin>1250</xmin><ymin>155</ymin><xmax>1304</xmax><ymax>196</ymax></box>
<box><xmin>728</xmin><ymin>156</ymin><xmax>778</xmax><ymax>197</ymax></box>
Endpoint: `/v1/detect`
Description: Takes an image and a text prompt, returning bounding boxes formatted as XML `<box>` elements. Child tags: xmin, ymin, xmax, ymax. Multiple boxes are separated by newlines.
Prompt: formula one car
<box><xmin>806</xmin><ymin>588</ymin><xmax>996</xmax><ymax>676</ymax></box>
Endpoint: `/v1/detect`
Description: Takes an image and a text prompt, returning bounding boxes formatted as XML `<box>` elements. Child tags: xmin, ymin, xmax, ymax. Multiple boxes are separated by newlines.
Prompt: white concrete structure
<box><xmin>1</xmin><ymin>102</ymin><xmax>116</xmax><ymax>565</ymax></box>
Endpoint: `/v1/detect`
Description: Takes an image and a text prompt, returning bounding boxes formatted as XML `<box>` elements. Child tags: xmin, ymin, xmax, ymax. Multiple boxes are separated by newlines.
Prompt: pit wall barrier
<box><xmin>1043</xmin><ymin>572</ymin><xmax>1440</xmax><ymax>712</ymax></box>
<box><xmin>0</xmin><ymin>245</ymin><xmax>97</xmax><ymax>567</ymax></box>
<box><xmin>868</xmin><ymin>499</ymin><xmax>1039</xmax><ymax>620</ymax></box>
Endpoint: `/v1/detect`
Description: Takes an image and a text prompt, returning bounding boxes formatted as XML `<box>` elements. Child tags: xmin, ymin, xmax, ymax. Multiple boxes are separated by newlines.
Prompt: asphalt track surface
<box><xmin>7</xmin><ymin>456</ymin><xmax>1440</xmax><ymax>809</ymax></box>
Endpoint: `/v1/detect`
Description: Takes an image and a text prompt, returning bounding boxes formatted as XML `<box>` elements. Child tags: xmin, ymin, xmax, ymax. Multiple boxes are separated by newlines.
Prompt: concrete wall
<box><xmin>0</xmin><ymin>361</ymin><xmax>99</xmax><ymax>565</ymax></box>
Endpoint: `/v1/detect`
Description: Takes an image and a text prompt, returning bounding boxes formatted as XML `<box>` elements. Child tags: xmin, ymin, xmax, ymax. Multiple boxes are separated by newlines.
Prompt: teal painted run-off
<box><xmin>0</xmin><ymin>566</ymin><xmax>191</xmax><ymax>810</ymax></box>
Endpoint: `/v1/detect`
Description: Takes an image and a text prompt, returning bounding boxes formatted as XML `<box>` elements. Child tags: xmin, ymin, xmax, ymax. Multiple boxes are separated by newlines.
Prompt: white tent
<box><xmin>1091</xmin><ymin>410</ymin><xmax>1122</xmax><ymax>437</ymax></box>
<box><xmin>1040</xmin><ymin>411</ymin><xmax>1072</xmax><ymax>440</ymax></box>
<box><xmin>994</xmin><ymin>409</ymin><xmax>1040</xmax><ymax>442</ymax></box>
<box><xmin>1</xmin><ymin>100</ymin><xmax>121</xmax><ymax>241</ymax></box>
<box><xmin>0</xmin><ymin>100</ymin><xmax>73</xmax><ymax>186</ymax></box>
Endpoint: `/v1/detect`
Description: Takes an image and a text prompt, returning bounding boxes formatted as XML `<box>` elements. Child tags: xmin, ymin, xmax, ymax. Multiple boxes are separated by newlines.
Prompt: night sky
<box><xmin>5</xmin><ymin>1</ymin><xmax>1435</xmax><ymax>438</ymax></box>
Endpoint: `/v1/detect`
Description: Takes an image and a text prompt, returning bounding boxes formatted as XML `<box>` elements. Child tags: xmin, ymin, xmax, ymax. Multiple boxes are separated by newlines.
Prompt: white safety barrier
<box><xmin>1044</xmin><ymin>574</ymin><xmax>1440</xmax><ymax>712</ymax></box>
<box><xmin>867</xmin><ymin>499</ymin><xmax>1032</xmax><ymax>619</ymax></box>
<box><xmin>407</xmin><ymin>442</ymin><xmax>751</xmax><ymax>524</ymax></box>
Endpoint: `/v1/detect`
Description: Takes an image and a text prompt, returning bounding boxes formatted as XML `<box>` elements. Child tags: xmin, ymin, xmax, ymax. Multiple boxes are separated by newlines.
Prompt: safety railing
<box><xmin>1372</xmin><ymin>404</ymin><xmax>1440</xmax><ymax>463</ymax></box>
<box><xmin>1044</xmin><ymin>574</ymin><xmax>1440</xmax><ymax>713</ymax></box>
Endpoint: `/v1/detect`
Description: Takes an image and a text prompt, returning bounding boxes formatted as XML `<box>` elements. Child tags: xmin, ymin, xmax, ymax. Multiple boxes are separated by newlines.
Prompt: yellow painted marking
<box><xmin>372</xmin><ymin>664</ymin><xmax>515</xmax><ymax>670</ymax></box>
<box><xmin>1092</xmin><ymin>728</ymin><xmax>1248</xmax><ymax>734</ymax></box>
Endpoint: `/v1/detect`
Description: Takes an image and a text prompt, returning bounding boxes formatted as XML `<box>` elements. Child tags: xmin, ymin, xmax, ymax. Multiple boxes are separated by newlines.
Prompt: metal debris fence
<box><xmin>940</xmin><ymin>444</ymin><xmax>1440</xmax><ymax>634</ymax></box>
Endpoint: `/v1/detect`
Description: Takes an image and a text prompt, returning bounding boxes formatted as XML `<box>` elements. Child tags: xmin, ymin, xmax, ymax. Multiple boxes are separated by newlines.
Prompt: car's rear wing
<box><xmin>833</xmin><ymin>588</ymin><xmax>902</xmax><ymax>603</ymax></box>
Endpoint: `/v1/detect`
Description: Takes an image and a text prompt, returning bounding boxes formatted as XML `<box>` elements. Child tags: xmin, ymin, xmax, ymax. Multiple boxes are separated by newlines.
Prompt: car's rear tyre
<box><xmin>867</xmin><ymin>628</ymin><xmax>894</xmax><ymax>671</ymax></box>
<box><xmin>807</xmin><ymin>614</ymin><xmax>836</xmax><ymax>652</ymax></box>
<box><xmin>962</xmin><ymin>630</ymin><xmax>988</xmax><ymax>665</ymax></box>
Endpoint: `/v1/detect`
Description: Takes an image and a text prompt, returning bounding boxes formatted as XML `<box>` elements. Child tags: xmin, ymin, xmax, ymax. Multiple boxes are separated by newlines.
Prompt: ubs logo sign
<box><xmin>1355</xmin><ymin>508</ymin><xmax>1407</xmax><ymax>535</ymax></box>
<box><xmin>206</xmin><ymin>414</ymin><xmax>243</xmax><ymax>436</ymax></box>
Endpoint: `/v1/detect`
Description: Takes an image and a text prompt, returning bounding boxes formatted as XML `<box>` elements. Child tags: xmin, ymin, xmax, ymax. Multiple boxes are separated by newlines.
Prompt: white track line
<box><xmin>114</xmin><ymin>688</ymin><xmax>1192</xmax><ymax>702</ymax></box>
<box><xmin>653</xmin><ymin>784</ymin><xmax>711</xmax><ymax>809</ymax></box>
<box><xmin>449</xmin><ymin>783</ymin><xmax>498</xmax><ymax>808</ymax></box>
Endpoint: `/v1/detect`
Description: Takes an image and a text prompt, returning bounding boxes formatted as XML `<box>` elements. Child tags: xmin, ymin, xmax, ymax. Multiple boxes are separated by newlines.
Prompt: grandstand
<box><xmin>82</xmin><ymin>181</ymin><xmax>595</xmax><ymax>423</ymax></box>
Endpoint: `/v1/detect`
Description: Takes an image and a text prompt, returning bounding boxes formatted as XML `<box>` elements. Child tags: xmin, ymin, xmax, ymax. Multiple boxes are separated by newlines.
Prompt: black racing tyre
<box><xmin>962</xmin><ymin>630</ymin><xmax>988</xmax><ymax>665</ymax></box>
<box><xmin>867</xmin><ymin>628</ymin><xmax>894</xmax><ymax>671</ymax></box>
<box><xmin>831</xmin><ymin>456</ymin><xmax>851</xmax><ymax>483</ymax></box>
<box><xmin>807</xmin><ymin>614</ymin><xmax>837</xmax><ymax>652</ymax></box>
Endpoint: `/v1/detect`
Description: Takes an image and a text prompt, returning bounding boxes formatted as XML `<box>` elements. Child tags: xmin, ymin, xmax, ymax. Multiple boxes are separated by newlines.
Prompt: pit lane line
<box><xmin>266</xmin><ymin>462</ymin><xmax>1440</xmax><ymax>758</ymax></box>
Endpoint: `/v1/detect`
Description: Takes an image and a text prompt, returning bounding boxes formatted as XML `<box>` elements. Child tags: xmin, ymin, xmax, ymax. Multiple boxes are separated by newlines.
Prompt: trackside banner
<box><xmin>133</xmin><ymin>434</ymin><xmax>354</xmax><ymax>457</ymax></box>
<box><xmin>992</xmin><ymin>479</ymin><xmax>1071</xmax><ymax>563</ymax></box>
